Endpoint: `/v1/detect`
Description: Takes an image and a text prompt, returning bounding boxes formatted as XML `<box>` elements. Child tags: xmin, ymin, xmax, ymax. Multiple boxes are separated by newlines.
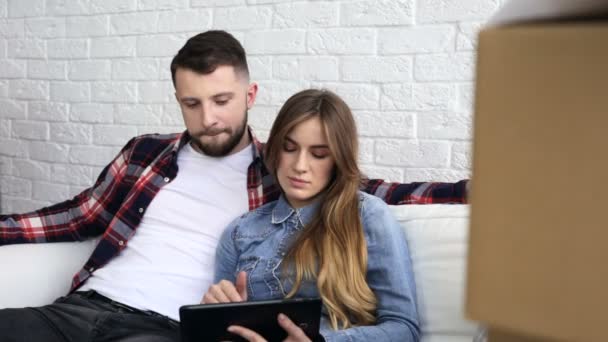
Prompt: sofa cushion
<box><xmin>0</xmin><ymin>204</ymin><xmax>478</xmax><ymax>341</ymax></box>
<box><xmin>0</xmin><ymin>239</ymin><xmax>97</xmax><ymax>308</ymax></box>
<box><xmin>390</xmin><ymin>204</ymin><xmax>478</xmax><ymax>341</ymax></box>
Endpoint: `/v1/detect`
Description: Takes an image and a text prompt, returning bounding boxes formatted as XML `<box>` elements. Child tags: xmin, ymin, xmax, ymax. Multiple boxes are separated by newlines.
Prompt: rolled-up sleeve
<box><xmin>322</xmin><ymin>195</ymin><xmax>420</xmax><ymax>342</ymax></box>
<box><xmin>213</xmin><ymin>218</ymin><xmax>240</xmax><ymax>284</ymax></box>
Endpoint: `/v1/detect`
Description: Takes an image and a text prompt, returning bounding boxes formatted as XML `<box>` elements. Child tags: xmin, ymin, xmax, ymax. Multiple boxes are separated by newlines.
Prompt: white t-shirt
<box><xmin>80</xmin><ymin>143</ymin><xmax>253</xmax><ymax>321</ymax></box>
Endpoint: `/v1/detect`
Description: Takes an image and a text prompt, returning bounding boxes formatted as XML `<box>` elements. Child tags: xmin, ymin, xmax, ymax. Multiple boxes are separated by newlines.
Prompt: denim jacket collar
<box><xmin>271</xmin><ymin>195</ymin><xmax>320</xmax><ymax>228</ymax></box>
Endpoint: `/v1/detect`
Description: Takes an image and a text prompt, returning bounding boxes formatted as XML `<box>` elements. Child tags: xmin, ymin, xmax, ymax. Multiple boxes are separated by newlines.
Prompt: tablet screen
<box><xmin>179</xmin><ymin>298</ymin><xmax>322</xmax><ymax>342</ymax></box>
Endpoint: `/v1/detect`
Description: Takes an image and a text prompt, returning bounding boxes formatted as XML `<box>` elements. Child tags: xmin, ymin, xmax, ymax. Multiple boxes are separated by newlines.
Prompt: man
<box><xmin>0</xmin><ymin>30</ymin><xmax>468</xmax><ymax>341</ymax></box>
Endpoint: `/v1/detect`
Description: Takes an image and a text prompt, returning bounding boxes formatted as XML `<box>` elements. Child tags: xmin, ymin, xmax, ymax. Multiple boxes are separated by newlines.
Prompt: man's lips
<box><xmin>201</xmin><ymin>131</ymin><xmax>225</xmax><ymax>137</ymax></box>
<box><xmin>196</xmin><ymin>128</ymin><xmax>229</xmax><ymax>137</ymax></box>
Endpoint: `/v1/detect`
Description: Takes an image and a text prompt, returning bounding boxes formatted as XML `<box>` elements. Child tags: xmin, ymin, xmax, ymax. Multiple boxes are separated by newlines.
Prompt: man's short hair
<box><xmin>170</xmin><ymin>30</ymin><xmax>249</xmax><ymax>87</ymax></box>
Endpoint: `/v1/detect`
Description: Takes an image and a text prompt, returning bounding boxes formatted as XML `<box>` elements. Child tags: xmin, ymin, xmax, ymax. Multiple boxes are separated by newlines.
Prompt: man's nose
<box><xmin>200</xmin><ymin>104</ymin><xmax>218</xmax><ymax>129</ymax></box>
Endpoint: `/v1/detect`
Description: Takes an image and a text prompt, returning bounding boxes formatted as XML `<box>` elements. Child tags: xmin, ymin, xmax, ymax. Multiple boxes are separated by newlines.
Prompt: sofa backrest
<box><xmin>390</xmin><ymin>204</ymin><xmax>478</xmax><ymax>342</ymax></box>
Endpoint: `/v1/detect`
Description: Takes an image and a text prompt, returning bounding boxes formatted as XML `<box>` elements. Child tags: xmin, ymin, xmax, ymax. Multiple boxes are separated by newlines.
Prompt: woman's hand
<box><xmin>227</xmin><ymin>313</ymin><xmax>313</xmax><ymax>342</ymax></box>
<box><xmin>201</xmin><ymin>271</ymin><xmax>248</xmax><ymax>303</ymax></box>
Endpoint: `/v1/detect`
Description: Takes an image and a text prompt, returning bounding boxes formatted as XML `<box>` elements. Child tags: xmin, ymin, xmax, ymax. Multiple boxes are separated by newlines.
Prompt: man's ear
<box><xmin>246</xmin><ymin>82</ymin><xmax>258</xmax><ymax>109</ymax></box>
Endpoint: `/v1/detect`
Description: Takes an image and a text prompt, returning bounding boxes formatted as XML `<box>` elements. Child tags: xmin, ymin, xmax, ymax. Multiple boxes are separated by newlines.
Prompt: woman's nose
<box><xmin>293</xmin><ymin>152</ymin><xmax>308</xmax><ymax>173</ymax></box>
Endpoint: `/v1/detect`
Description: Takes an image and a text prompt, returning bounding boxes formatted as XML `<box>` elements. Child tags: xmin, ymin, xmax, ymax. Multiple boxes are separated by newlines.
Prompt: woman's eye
<box><xmin>312</xmin><ymin>153</ymin><xmax>329</xmax><ymax>159</ymax></box>
<box><xmin>283</xmin><ymin>143</ymin><xmax>297</xmax><ymax>152</ymax></box>
<box><xmin>311</xmin><ymin>148</ymin><xmax>330</xmax><ymax>159</ymax></box>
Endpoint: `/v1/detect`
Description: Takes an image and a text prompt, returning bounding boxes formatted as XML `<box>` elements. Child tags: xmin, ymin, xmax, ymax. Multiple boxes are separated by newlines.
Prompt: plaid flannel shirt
<box><xmin>0</xmin><ymin>129</ymin><xmax>468</xmax><ymax>292</ymax></box>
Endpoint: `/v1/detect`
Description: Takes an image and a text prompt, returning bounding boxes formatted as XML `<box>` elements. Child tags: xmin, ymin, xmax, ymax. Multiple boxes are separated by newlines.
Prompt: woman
<box><xmin>203</xmin><ymin>89</ymin><xmax>420</xmax><ymax>341</ymax></box>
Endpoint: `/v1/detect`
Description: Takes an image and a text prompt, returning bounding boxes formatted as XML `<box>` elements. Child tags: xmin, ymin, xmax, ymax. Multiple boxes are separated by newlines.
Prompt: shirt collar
<box><xmin>172</xmin><ymin>126</ymin><xmax>264</xmax><ymax>161</ymax></box>
<box><xmin>271</xmin><ymin>194</ymin><xmax>321</xmax><ymax>228</ymax></box>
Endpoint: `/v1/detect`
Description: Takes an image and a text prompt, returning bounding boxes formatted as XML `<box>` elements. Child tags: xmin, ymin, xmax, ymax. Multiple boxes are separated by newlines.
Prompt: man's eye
<box><xmin>185</xmin><ymin>103</ymin><xmax>198</xmax><ymax>108</ymax></box>
<box><xmin>216</xmin><ymin>100</ymin><xmax>228</xmax><ymax>106</ymax></box>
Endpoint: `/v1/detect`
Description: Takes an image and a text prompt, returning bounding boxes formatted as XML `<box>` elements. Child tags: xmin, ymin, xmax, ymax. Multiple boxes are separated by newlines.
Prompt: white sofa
<box><xmin>0</xmin><ymin>204</ymin><xmax>478</xmax><ymax>341</ymax></box>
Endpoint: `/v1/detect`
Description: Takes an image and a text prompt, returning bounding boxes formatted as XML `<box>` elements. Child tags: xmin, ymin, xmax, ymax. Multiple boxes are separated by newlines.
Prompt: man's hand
<box><xmin>227</xmin><ymin>313</ymin><xmax>313</xmax><ymax>342</ymax></box>
<box><xmin>201</xmin><ymin>271</ymin><xmax>248</xmax><ymax>303</ymax></box>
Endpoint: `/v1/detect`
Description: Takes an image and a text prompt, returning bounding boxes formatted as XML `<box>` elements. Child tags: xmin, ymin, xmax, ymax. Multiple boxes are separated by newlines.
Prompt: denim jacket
<box><xmin>214</xmin><ymin>191</ymin><xmax>420</xmax><ymax>342</ymax></box>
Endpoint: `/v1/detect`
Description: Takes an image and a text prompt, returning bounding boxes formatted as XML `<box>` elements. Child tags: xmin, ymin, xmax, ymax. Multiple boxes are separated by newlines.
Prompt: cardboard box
<box><xmin>466</xmin><ymin>1</ymin><xmax>608</xmax><ymax>341</ymax></box>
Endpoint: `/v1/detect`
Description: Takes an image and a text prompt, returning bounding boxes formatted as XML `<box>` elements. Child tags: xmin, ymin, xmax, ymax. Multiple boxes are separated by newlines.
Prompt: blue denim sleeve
<box><xmin>321</xmin><ymin>195</ymin><xmax>421</xmax><ymax>342</ymax></box>
<box><xmin>213</xmin><ymin>217</ymin><xmax>240</xmax><ymax>284</ymax></box>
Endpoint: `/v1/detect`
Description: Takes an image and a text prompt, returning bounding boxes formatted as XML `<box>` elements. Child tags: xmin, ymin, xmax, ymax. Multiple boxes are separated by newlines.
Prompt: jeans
<box><xmin>0</xmin><ymin>291</ymin><xmax>180</xmax><ymax>342</ymax></box>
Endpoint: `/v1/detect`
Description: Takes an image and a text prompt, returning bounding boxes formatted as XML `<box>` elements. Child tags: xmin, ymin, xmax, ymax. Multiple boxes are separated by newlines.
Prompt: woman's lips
<box><xmin>288</xmin><ymin>177</ymin><xmax>309</xmax><ymax>188</ymax></box>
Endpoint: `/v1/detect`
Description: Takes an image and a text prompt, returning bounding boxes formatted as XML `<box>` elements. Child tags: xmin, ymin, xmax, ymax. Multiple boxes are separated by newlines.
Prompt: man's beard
<box><xmin>190</xmin><ymin>111</ymin><xmax>248</xmax><ymax>157</ymax></box>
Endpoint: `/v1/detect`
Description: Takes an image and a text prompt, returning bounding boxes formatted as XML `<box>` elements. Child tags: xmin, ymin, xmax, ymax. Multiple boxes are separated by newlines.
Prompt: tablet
<box><xmin>179</xmin><ymin>298</ymin><xmax>322</xmax><ymax>342</ymax></box>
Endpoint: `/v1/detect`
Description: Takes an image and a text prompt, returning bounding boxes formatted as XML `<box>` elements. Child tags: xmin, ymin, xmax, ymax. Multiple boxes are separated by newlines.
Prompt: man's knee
<box><xmin>0</xmin><ymin>307</ymin><xmax>65</xmax><ymax>342</ymax></box>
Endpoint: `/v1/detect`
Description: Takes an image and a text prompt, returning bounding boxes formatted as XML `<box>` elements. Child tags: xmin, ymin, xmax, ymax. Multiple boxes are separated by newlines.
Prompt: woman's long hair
<box><xmin>265</xmin><ymin>89</ymin><xmax>377</xmax><ymax>329</ymax></box>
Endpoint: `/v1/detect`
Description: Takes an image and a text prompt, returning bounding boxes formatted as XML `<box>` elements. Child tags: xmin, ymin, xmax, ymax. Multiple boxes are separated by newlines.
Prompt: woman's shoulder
<box><xmin>236</xmin><ymin>200</ymin><xmax>277</xmax><ymax>222</ymax></box>
<box><xmin>357</xmin><ymin>191</ymin><xmax>401</xmax><ymax>236</ymax></box>
<box><xmin>227</xmin><ymin>200</ymin><xmax>278</xmax><ymax>233</ymax></box>
<box><xmin>358</xmin><ymin>190</ymin><xmax>391</xmax><ymax>213</ymax></box>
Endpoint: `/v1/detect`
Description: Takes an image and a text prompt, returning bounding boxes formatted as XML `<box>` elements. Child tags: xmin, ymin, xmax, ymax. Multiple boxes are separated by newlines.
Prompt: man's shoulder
<box><xmin>130</xmin><ymin>132</ymin><xmax>182</xmax><ymax>145</ymax></box>
<box><xmin>124</xmin><ymin>132</ymin><xmax>183</xmax><ymax>153</ymax></box>
<box><xmin>114</xmin><ymin>132</ymin><xmax>184</xmax><ymax>167</ymax></box>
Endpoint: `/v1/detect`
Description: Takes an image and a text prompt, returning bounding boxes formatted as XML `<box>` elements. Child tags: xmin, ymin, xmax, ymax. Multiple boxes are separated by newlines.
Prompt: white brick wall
<box><xmin>0</xmin><ymin>0</ymin><xmax>504</xmax><ymax>213</ymax></box>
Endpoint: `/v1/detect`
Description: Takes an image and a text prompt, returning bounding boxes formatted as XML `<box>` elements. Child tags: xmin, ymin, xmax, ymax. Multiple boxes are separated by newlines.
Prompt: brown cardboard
<box><xmin>466</xmin><ymin>21</ymin><xmax>608</xmax><ymax>341</ymax></box>
<box><xmin>487</xmin><ymin>327</ymin><xmax>560</xmax><ymax>342</ymax></box>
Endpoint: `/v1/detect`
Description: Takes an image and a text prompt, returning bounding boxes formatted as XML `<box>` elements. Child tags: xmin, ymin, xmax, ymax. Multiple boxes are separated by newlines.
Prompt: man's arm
<box><xmin>0</xmin><ymin>137</ymin><xmax>136</xmax><ymax>245</ymax></box>
<box><xmin>361</xmin><ymin>179</ymin><xmax>469</xmax><ymax>204</ymax></box>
